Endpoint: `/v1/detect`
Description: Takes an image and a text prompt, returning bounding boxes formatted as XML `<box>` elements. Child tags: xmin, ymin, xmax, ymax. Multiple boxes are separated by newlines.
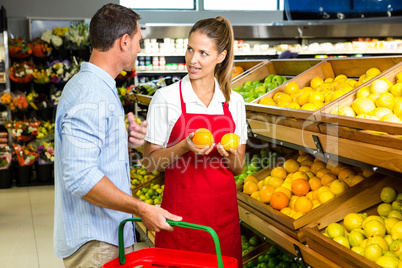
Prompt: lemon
<box><xmin>367</xmin><ymin>235</ymin><xmax>389</xmax><ymax>252</ymax></box>
<box><xmin>326</xmin><ymin>222</ymin><xmax>345</xmax><ymax>238</ymax></box>
<box><xmin>286</xmin><ymin>102</ymin><xmax>301</xmax><ymax>109</ymax></box>
<box><xmin>375</xmin><ymin>255</ymin><xmax>400</xmax><ymax>268</ymax></box>
<box><xmin>393</xmin><ymin>98</ymin><xmax>402</xmax><ymax>119</ymax></box>
<box><xmin>301</xmin><ymin>103</ymin><xmax>317</xmax><ymax>111</ymax></box>
<box><xmin>380</xmin><ymin>77</ymin><xmax>394</xmax><ymax>88</ymax></box>
<box><xmin>361</xmin><ymin>239</ymin><xmax>368</xmax><ymax>249</ymax></box>
<box><xmin>344</xmin><ymin>213</ymin><xmax>364</xmax><ymax>231</ymax></box>
<box><xmin>391</xmin><ymin>83</ymin><xmax>402</xmax><ymax>97</ymax></box>
<box><xmin>308</xmin><ymin>91</ymin><xmax>324</xmax><ymax>103</ymax></box>
<box><xmin>349</xmin><ymin>230</ymin><xmax>366</xmax><ymax>247</ymax></box>
<box><xmin>284</xmin><ymin>81</ymin><xmax>300</xmax><ymax>95</ymax></box>
<box><xmin>356</xmin><ymin>86</ymin><xmax>371</xmax><ymax>98</ymax></box>
<box><xmin>259</xmin><ymin>96</ymin><xmax>274</xmax><ymax>105</ymax></box>
<box><xmin>383</xmin><ymin>251</ymin><xmax>398</xmax><ymax>258</ymax></box>
<box><xmin>381</xmin><ymin>187</ymin><xmax>398</xmax><ymax>203</ymax></box>
<box><xmin>310</xmin><ymin>76</ymin><xmax>324</xmax><ymax>89</ymax></box>
<box><xmin>371</xmin><ymin>79</ymin><xmax>391</xmax><ymax>94</ymax></box>
<box><xmin>366</xmin><ymin>67</ymin><xmax>382</xmax><ymax>77</ymax></box>
<box><xmin>363</xmin><ymin>216</ymin><xmax>385</xmax><ymax>228</ymax></box>
<box><xmin>372</xmin><ymin>107</ymin><xmax>393</xmax><ymax>120</ymax></box>
<box><xmin>364</xmin><ymin>244</ymin><xmax>383</xmax><ymax>262</ymax></box>
<box><xmin>335</xmin><ymin>74</ymin><xmax>348</xmax><ymax>81</ymax></box>
<box><xmin>390</xmin><ymin>240</ymin><xmax>402</xmax><ymax>257</ymax></box>
<box><xmin>378</xmin><ymin>203</ymin><xmax>393</xmax><ymax>217</ymax></box>
<box><xmin>384</xmin><ymin>235</ymin><xmax>394</xmax><ymax>246</ymax></box>
<box><xmin>319</xmin><ymin>190</ymin><xmax>335</xmax><ymax>204</ymax></box>
<box><xmin>381</xmin><ymin>113</ymin><xmax>402</xmax><ymax>123</ymax></box>
<box><xmin>376</xmin><ymin>93</ymin><xmax>396</xmax><ymax>108</ymax></box>
<box><xmin>368</xmin><ymin>93</ymin><xmax>380</xmax><ymax>102</ymax></box>
<box><xmin>351</xmin><ymin>97</ymin><xmax>376</xmax><ymax>115</ymax></box>
<box><xmin>388</xmin><ymin>210</ymin><xmax>402</xmax><ymax>220</ymax></box>
<box><xmin>397</xmin><ymin>72</ymin><xmax>402</xmax><ymax>83</ymax></box>
<box><xmin>351</xmin><ymin>246</ymin><xmax>365</xmax><ymax>255</ymax></box>
<box><xmin>385</xmin><ymin>218</ymin><xmax>400</xmax><ymax>235</ymax></box>
<box><xmin>330</xmin><ymin>90</ymin><xmax>346</xmax><ymax>102</ymax></box>
<box><xmin>391</xmin><ymin>221</ymin><xmax>402</xmax><ymax>241</ymax></box>
<box><xmin>337</xmin><ymin>106</ymin><xmax>356</xmax><ymax>117</ymax></box>
<box><xmin>392</xmin><ymin>200</ymin><xmax>402</xmax><ymax>212</ymax></box>
<box><xmin>364</xmin><ymin>219</ymin><xmax>386</xmax><ymax>237</ymax></box>
<box><xmin>329</xmin><ymin>179</ymin><xmax>349</xmax><ymax>195</ymax></box>
<box><xmin>333</xmin><ymin>236</ymin><xmax>350</xmax><ymax>248</ymax></box>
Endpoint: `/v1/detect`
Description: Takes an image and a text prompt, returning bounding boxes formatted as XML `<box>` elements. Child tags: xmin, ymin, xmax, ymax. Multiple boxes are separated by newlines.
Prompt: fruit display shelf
<box><xmin>316</xmin><ymin>61</ymin><xmax>402</xmax><ymax>137</ymax></box>
<box><xmin>237</xmin><ymin>151</ymin><xmax>385</xmax><ymax>242</ymax></box>
<box><xmin>301</xmin><ymin>176</ymin><xmax>402</xmax><ymax>268</ymax></box>
<box><xmin>246</xmin><ymin>57</ymin><xmax>402</xmax><ymax>122</ymax></box>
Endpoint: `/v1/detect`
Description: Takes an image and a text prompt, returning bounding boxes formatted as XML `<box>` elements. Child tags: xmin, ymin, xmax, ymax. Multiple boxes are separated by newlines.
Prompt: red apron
<box><xmin>155</xmin><ymin>81</ymin><xmax>242</xmax><ymax>267</ymax></box>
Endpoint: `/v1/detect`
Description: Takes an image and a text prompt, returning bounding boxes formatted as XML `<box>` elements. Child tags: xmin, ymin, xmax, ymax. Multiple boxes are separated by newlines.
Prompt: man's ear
<box><xmin>218</xmin><ymin>50</ymin><xmax>227</xmax><ymax>64</ymax></box>
<box><xmin>120</xmin><ymin>33</ymin><xmax>130</xmax><ymax>52</ymax></box>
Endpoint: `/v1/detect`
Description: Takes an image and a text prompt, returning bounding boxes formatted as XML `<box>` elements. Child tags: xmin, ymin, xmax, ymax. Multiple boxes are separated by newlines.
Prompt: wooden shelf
<box><xmin>238</xmin><ymin>205</ymin><xmax>341</xmax><ymax>268</ymax></box>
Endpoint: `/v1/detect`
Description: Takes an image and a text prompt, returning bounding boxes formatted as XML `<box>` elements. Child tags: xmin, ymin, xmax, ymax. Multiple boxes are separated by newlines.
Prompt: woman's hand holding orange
<box><xmin>185</xmin><ymin>132</ymin><xmax>215</xmax><ymax>155</ymax></box>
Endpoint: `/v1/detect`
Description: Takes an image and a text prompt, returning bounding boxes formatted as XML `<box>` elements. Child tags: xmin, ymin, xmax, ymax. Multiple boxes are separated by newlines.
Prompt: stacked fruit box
<box><xmin>237</xmin><ymin>149</ymin><xmax>385</xmax><ymax>242</ymax></box>
<box><xmin>302</xmin><ymin>176</ymin><xmax>402</xmax><ymax>268</ymax></box>
<box><xmin>316</xmin><ymin>60</ymin><xmax>402</xmax><ymax>143</ymax></box>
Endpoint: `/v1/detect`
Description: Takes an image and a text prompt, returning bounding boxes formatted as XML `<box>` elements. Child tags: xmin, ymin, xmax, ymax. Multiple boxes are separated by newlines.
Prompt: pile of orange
<box><xmin>243</xmin><ymin>150</ymin><xmax>372</xmax><ymax>220</ymax></box>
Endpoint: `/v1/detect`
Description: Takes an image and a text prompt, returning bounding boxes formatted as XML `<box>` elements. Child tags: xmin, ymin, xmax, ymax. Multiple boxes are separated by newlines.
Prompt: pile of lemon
<box><xmin>331</xmin><ymin>71</ymin><xmax>402</xmax><ymax>124</ymax></box>
<box><xmin>323</xmin><ymin>186</ymin><xmax>402</xmax><ymax>268</ymax></box>
<box><xmin>258</xmin><ymin>67</ymin><xmax>382</xmax><ymax>111</ymax></box>
<box><xmin>242</xmin><ymin>151</ymin><xmax>373</xmax><ymax>220</ymax></box>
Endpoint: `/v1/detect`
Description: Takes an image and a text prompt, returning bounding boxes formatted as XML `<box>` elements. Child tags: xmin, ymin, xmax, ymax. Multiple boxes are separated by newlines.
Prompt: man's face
<box><xmin>124</xmin><ymin>22</ymin><xmax>142</xmax><ymax>71</ymax></box>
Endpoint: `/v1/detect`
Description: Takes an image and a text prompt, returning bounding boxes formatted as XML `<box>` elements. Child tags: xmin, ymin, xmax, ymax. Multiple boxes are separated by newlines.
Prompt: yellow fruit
<box><xmin>329</xmin><ymin>179</ymin><xmax>349</xmax><ymax>195</ymax></box>
<box><xmin>283</xmin><ymin>159</ymin><xmax>300</xmax><ymax>173</ymax></box>
<box><xmin>381</xmin><ymin>187</ymin><xmax>398</xmax><ymax>203</ymax></box>
<box><xmin>372</xmin><ymin>107</ymin><xmax>393</xmax><ymax>120</ymax></box>
<box><xmin>321</xmin><ymin>173</ymin><xmax>337</xmax><ymax>186</ymax></box>
<box><xmin>301</xmin><ymin>103</ymin><xmax>317</xmax><ymax>111</ymax></box>
<box><xmin>366</xmin><ymin>67</ymin><xmax>382</xmax><ymax>77</ymax></box>
<box><xmin>289</xmin><ymin>195</ymin><xmax>299</xmax><ymax>210</ymax></box>
<box><xmin>384</xmin><ymin>235</ymin><xmax>394</xmax><ymax>246</ymax></box>
<box><xmin>305</xmin><ymin>171</ymin><xmax>315</xmax><ymax>179</ymax></box>
<box><xmin>310</xmin><ymin>76</ymin><xmax>324</xmax><ymax>89</ymax></box>
<box><xmin>275</xmin><ymin>186</ymin><xmax>292</xmax><ymax>199</ymax></box>
<box><xmin>271</xmin><ymin>167</ymin><xmax>287</xmax><ymax>179</ymax></box>
<box><xmin>393</xmin><ymin>98</ymin><xmax>402</xmax><ymax>119</ymax></box>
<box><xmin>356</xmin><ymin>86</ymin><xmax>371</xmax><ymax>98</ymax></box>
<box><xmin>259</xmin><ymin>96</ymin><xmax>274</xmax><ymax>105</ymax></box>
<box><xmin>333</xmin><ymin>236</ymin><xmax>350</xmax><ymax>249</ymax></box>
<box><xmin>361</xmin><ymin>239</ymin><xmax>368</xmax><ymax>249</ymax></box>
<box><xmin>378</xmin><ymin>203</ymin><xmax>392</xmax><ymax>217</ymax></box>
<box><xmin>310</xmin><ymin>161</ymin><xmax>326</xmax><ymax>174</ymax></box>
<box><xmin>325</xmin><ymin>78</ymin><xmax>334</xmax><ymax>83</ymax></box>
<box><xmin>243</xmin><ymin>181</ymin><xmax>258</xmax><ymax>195</ymax></box>
<box><xmin>299</xmin><ymin>165</ymin><xmax>311</xmax><ymax>172</ymax></box>
<box><xmin>308</xmin><ymin>91</ymin><xmax>324</xmax><ymax>103</ymax></box>
<box><xmin>292</xmin><ymin>211</ymin><xmax>304</xmax><ymax>219</ymax></box>
<box><xmin>367</xmin><ymin>235</ymin><xmax>389</xmax><ymax>252</ymax></box>
<box><xmin>337</xmin><ymin>106</ymin><xmax>356</xmax><ymax>117</ymax></box>
<box><xmin>376</xmin><ymin>92</ymin><xmax>395</xmax><ymax>109</ymax></box>
<box><xmin>380</xmin><ymin>77</ymin><xmax>393</xmax><ymax>88</ymax></box>
<box><xmin>371</xmin><ymin>79</ymin><xmax>390</xmax><ymax>94</ymax></box>
<box><xmin>286</xmin><ymin>102</ymin><xmax>301</xmax><ymax>109</ymax></box>
<box><xmin>319</xmin><ymin>191</ymin><xmax>335</xmax><ymax>204</ymax></box>
<box><xmin>297</xmin><ymin>91</ymin><xmax>312</xmax><ymax>106</ymax></box>
<box><xmin>335</xmin><ymin>74</ymin><xmax>348</xmax><ymax>81</ymax></box>
<box><xmin>330</xmin><ymin>90</ymin><xmax>346</xmax><ymax>102</ymax></box>
<box><xmin>317</xmin><ymin>185</ymin><xmax>330</xmax><ymax>197</ymax></box>
<box><xmin>388</xmin><ymin>210</ymin><xmax>402</xmax><ymax>220</ymax></box>
<box><xmin>326</xmin><ymin>222</ymin><xmax>344</xmax><ymax>238</ymax></box>
<box><xmin>343</xmin><ymin>213</ymin><xmax>364</xmax><ymax>231</ymax></box>
<box><xmin>349</xmin><ymin>175</ymin><xmax>365</xmax><ymax>186</ymax></box>
<box><xmin>364</xmin><ymin>219</ymin><xmax>386</xmax><ymax>237</ymax></box>
<box><xmin>381</xmin><ymin>113</ymin><xmax>402</xmax><ymax>123</ymax></box>
<box><xmin>385</xmin><ymin>218</ymin><xmax>399</xmax><ymax>235</ymax></box>
<box><xmin>312</xmin><ymin>200</ymin><xmax>321</xmax><ymax>209</ymax></box>
<box><xmin>284</xmin><ymin>81</ymin><xmax>300</xmax><ymax>95</ymax></box>
<box><xmin>276</xmin><ymin>93</ymin><xmax>292</xmax><ymax>103</ymax></box>
<box><xmin>351</xmin><ymin>246</ymin><xmax>365</xmax><ymax>255</ymax></box>
<box><xmin>397</xmin><ymin>72</ymin><xmax>402</xmax><ymax>83</ymax></box>
<box><xmin>349</xmin><ymin>230</ymin><xmax>366</xmax><ymax>248</ymax></box>
<box><xmin>351</xmin><ymin>97</ymin><xmax>376</xmax><ymax>115</ymax></box>
<box><xmin>257</xmin><ymin>180</ymin><xmax>265</xmax><ymax>190</ymax></box>
<box><xmin>391</xmin><ymin>221</ymin><xmax>402</xmax><ymax>240</ymax></box>
<box><xmin>269</xmin><ymin>176</ymin><xmax>284</xmax><ymax>188</ymax></box>
<box><xmin>364</xmin><ymin>75</ymin><xmax>376</xmax><ymax>83</ymax></box>
<box><xmin>250</xmin><ymin>191</ymin><xmax>260</xmax><ymax>200</ymax></box>
<box><xmin>390</xmin><ymin>240</ymin><xmax>402</xmax><ymax>257</ymax></box>
<box><xmin>391</xmin><ymin>83</ymin><xmax>402</xmax><ymax>98</ymax></box>
<box><xmin>364</xmin><ymin>244</ymin><xmax>383</xmax><ymax>262</ymax></box>
<box><xmin>292</xmin><ymin>171</ymin><xmax>309</xmax><ymax>182</ymax></box>
<box><xmin>375</xmin><ymin>256</ymin><xmax>400</xmax><ymax>268</ymax></box>
<box><xmin>316</xmin><ymin>168</ymin><xmax>331</xmax><ymax>178</ymax></box>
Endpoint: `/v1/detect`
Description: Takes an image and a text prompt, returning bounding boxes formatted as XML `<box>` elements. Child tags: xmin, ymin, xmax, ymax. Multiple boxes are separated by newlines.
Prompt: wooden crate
<box><xmin>302</xmin><ymin>176</ymin><xmax>402</xmax><ymax>268</ymax></box>
<box><xmin>316</xmin><ymin>61</ymin><xmax>402</xmax><ymax>136</ymax></box>
<box><xmin>131</xmin><ymin>173</ymin><xmax>164</xmax><ymax>198</ymax></box>
<box><xmin>135</xmin><ymin>94</ymin><xmax>153</xmax><ymax>105</ymax></box>
<box><xmin>248</xmin><ymin>57</ymin><xmax>402</xmax><ymax>121</ymax></box>
<box><xmin>237</xmin><ymin>153</ymin><xmax>385</xmax><ymax>241</ymax></box>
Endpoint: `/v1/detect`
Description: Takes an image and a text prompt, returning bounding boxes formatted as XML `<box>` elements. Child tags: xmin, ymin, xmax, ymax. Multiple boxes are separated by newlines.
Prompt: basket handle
<box><xmin>118</xmin><ymin>218</ymin><xmax>224</xmax><ymax>268</ymax></box>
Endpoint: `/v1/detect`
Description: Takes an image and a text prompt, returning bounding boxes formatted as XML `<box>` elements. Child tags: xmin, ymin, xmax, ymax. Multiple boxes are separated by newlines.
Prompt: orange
<box><xmin>330</xmin><ymin>164</ymin><xmax>345</xmax><ymax>176</ymax></box>
<box><xmin>271</xmin><ymin>167</ymin><xmax>287</xmax><ymax>179</ymax></box>
<box><xmin>338</xmin><ymin>169</ymin><xmax>356</xmax><ymax>181</ymax></box>
<box><xmin>283</xmin><ymin>159</ymin><xmax>300</xmax><ymax>173</ymax></box>
<box><xmin>320</xmin><ymin>173</ymin><xmax>337</xmax><ymax>186</ymax></box>
<box><xmin>300</xmin><ymin>159</ymin><xmax>314</xmax><ymax>167</ymax></box>
<box><xmin>310</xmin><ymin>161</ymin><xmax>326</xmax><ymax>174</ymax></box>
<box><xmin>268</xmin><ymin>176</ymin><xmax>284</xmax><ymax>188</ymax></box>
<box><xmin>291</xmin><ymin>179</ymin><xmax>310</xmax><ymax>196</ymax></box>
<box><xmin>294</xmin><ymin>196</ymin><xmax>313</xmax><ymax>213</ymax></box>
<box><xmin>259</xmin><ymin>185</ymin><xmax>275</xmax><ymax>203</ymax></box>
<box><xmin>243</xmin><ymin>180</ymin><xmax>258</xmax><ymax>195</ymax></box>
<box><xmin>299</xmin><ymin>150</ymin><xmax>307</xmax><ymax>156</ymax></box>
<box><xmin>298</xmin><ymin>165</ymin><xmax>311</xmax><ymax>172</ymax></box>
<box><xmin>362</xmin><ymin>169</ymin><xmax>374</xmax><ymax>178</ymax></box>
<box><xmin>316</xmin><ymin>168</ymin><xmax>331</xmax><ymax>178</ymax></box>
<box><xmin>350</xmin><ymin>175</ymin><xmax>365</xmax><ymax>186</ymax></box>
<box><xmin>244</xmin><ymin>176</ymin><xmax>258</xmax><ymax>184</ymax></box>
<box><xmin>310</xmin><ymin>77</ymin><xmax>325</xmax><ymax>89</ymax></box>
<box><xmin>284</xmin><ymin>81</ymin><xmax>300</xmax><ymax>95</ymax></box>
<box><xmin>305</xmin><ymin>171</ymin><xmax>315</xmax><ymax>179</ymax></box>
<box><xmin>309</xmin><ymin>177</ymin><xmax>322</xmax><ymax>191</ymax></box>
<box><xmin>192</xmin><ymin>128</ymin><xmax>214</xmax><ymax>149</ymax></box>
<box><xmin>270</xmin><ymin>192</ymin><xmax>290</xmax><ymax>210</ymax></box>
<box><xmin>275</xmin><ymin>186</ymin><xmax>292</xmax><ymax>199</ymax></box>
<box><xmin>292</xmin><ymin>171</ymin><xmax>308</xmax><ymax>182</ymax></box>
<box><xmin>220</xmin><ymin>133</ymin><xmax>240</xmax><ymax>151</ymax></box>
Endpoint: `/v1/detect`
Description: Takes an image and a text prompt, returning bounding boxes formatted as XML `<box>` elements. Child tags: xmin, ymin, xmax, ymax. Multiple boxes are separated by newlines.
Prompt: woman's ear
<box><xmin>120</xmin><ymin>33</ymin><xmax>130</xmax><ymax>52</ymax></box>
<box><xmin>217</xmin><ymin>50</ymin><xmax>227</xmax><ymax>64</ymax></box>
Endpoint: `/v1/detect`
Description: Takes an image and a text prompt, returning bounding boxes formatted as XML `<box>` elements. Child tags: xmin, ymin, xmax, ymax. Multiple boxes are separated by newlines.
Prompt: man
<box><xmin>54</xmin><ymin>3</ymin><xmax>181</xmax><ymax>267</ymax></box>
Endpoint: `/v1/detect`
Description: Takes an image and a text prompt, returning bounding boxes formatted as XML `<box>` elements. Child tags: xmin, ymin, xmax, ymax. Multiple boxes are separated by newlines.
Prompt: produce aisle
<box><xmin>131</xmin><ymin>56</ymin><xmax>402</xmax><ymax>268</ymax></box>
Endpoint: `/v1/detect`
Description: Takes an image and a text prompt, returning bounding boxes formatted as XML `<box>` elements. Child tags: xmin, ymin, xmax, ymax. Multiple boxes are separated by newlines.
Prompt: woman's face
<box><xmin>185</xmin><ymin>30</ymin><xmax>226</xmax><ymax>81</ymax></box>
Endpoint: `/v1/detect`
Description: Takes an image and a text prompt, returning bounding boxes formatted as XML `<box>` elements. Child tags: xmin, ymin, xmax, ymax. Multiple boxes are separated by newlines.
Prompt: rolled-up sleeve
<box><xmin>60</xmin><ymin>96</ymin><xmax>107</xmax><ymax>198</ymax></box>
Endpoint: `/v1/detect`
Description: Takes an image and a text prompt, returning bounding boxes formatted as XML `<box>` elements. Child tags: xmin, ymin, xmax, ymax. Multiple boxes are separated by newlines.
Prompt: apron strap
<box><xmin>222</xmin><ymin>102</ymin><xmax>230</xmax><ymax>116</ymax></box>
<box><xmin>179</xmin><ymin>81</ymin><xmax>187</xmax><ymax>114</ymax></box>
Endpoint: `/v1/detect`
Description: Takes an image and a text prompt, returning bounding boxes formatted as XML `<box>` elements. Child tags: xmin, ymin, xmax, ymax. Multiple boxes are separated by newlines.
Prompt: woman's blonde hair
<box><xmin>189</xmin><ymin>16</ymin><xmax>234</xmax><ymax>102</ymax></box>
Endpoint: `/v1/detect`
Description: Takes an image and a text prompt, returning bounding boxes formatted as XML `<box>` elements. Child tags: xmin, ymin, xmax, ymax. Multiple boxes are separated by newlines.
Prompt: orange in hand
<box><xmin>220</xmin><ymin>133</ymin><xmax>240</xmax><ymax>151</ymax></box>
<box><xmin>192</xmin><ymin>128</ymin><xmax>214</xmax><ymax>149</ymax></box>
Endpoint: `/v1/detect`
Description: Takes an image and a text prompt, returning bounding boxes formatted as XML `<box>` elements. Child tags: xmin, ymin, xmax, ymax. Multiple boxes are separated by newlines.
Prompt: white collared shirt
<box><xmin>145</xmin><ymin>75</ymin><xmax>248</xmax><ymax>147</ymax></box>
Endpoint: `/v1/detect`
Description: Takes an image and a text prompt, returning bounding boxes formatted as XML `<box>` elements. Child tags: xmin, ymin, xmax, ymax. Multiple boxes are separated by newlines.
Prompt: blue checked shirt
<box><xmin>54</xmin><ymin>62</ymin><xmax>135</xmax><ymax>258</ymax></box>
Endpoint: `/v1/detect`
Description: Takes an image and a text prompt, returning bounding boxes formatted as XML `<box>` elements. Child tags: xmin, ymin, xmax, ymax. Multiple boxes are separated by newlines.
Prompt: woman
<box><xmin>143</xmin><ymin>16</ymin><xmax>247</xmax><ymax>267</ymax></box>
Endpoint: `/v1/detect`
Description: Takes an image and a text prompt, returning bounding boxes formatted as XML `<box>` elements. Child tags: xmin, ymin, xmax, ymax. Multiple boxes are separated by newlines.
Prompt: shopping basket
<box><xmin>103</xmin><ymin>217</ymin><xmax>238</xmax><ymax>268</ymax></box>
